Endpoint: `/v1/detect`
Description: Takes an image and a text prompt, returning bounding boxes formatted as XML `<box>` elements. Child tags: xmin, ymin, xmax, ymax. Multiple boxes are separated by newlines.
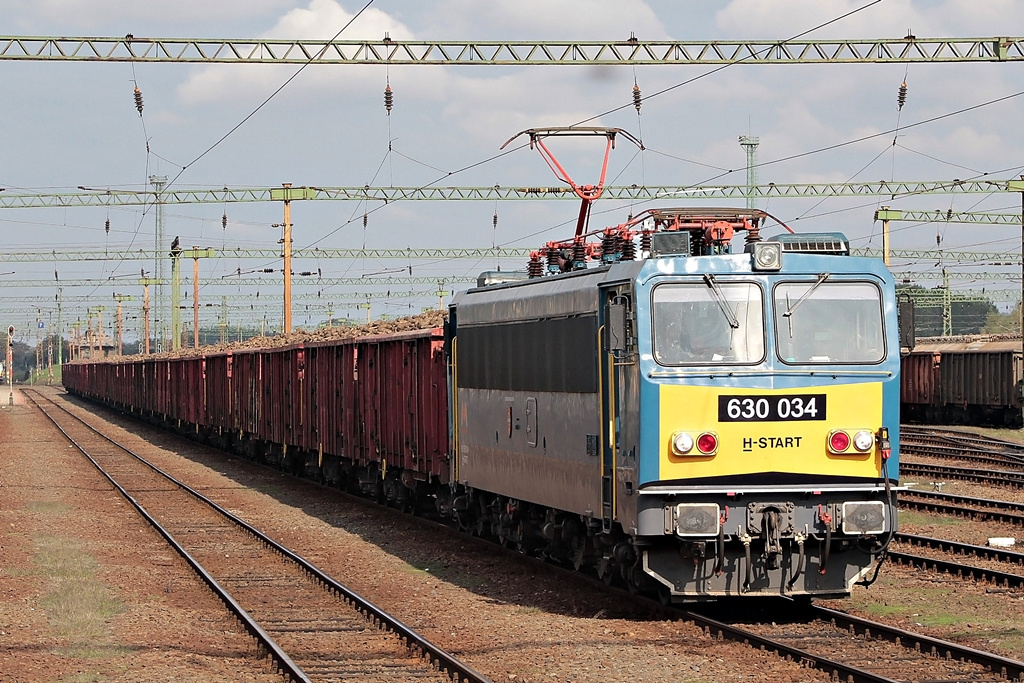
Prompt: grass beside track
<box><xmin>33</xmin><ymin>534</ymin><xmax>125</xmax><ymax>659</ymax></box>
<box><xmin>848</xmin><ymin>585</ymin><xmax>1024</xmax><ymax>654</ymax></box>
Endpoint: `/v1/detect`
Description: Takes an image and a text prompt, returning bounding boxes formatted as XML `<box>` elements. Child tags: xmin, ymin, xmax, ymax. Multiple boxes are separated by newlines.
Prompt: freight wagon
<box><xmin>901</xmin><ymin>338</ymin><xmax>1023</xmax><ymax>427</ymax></box>
<box><xmin>64</xmin><ymin>329</ymin><xmax>450</xmax><ymax>497</ymax></box>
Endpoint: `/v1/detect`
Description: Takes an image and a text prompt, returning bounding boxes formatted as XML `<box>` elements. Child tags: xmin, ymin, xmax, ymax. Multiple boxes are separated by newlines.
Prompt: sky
<box><xmin>1</xmin><ymin>0</ymin><xmax>1022</xmax><ymax>343</ymax></box>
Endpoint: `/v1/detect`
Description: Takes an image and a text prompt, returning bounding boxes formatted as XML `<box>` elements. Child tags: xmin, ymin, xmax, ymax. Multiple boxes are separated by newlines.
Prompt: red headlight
<box><xmin>828</xmin><ymin>430</ymin><xmax>851</xmax><ymax>453</ymax></box>
<box><xmin>696</xmin><ymin>432</ymin><xmax>718</xmax><ymax>454</ymax></box>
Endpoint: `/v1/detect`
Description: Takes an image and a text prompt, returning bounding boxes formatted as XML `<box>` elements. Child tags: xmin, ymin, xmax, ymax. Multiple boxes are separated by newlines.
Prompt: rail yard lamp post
<box><xmin>139</xmin><ymin>275</ymin><xmax>160</xmax><ymax>354</ymax></box>
<box><xmin>874</xmin><ymin>206</ymin><xmax>900</xmax><ymax>269</ymax></box>
<box><xmin>88</xmin><ymin>306</ymin><xmax>107</xmax><ymax>358</ymax></box>
<box><xmin>113</xmin><ymin>294</ymin><xmax>133</xmax><ymax>355</ymax></box>
<box><xmin>169</xmin><ymin>243</ymin><xmax>215</xmax><ymax>351</ymax></box>
<box><xmin>270</xmin><ymin>184</ymin><xmax>316</xmax><ymax>335</ymax></box>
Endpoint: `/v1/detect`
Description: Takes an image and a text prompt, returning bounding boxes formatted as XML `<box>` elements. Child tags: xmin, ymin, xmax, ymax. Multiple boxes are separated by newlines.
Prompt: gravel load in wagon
<box><xmin>68</xmin><ymin>309</ymin><xmax>449</xmax><ymax>363</ymax></box>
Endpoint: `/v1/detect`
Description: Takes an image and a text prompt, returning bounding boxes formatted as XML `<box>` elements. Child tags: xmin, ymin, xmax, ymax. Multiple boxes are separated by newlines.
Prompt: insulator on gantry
<box><xmin>363</xmin><ymin>212</ymin><xmax>368</xmax><ymax>229</ymax></box>
<box><xmin>897</xmin><ymin>81</ymin><xmax>908</xmax><ymax>110</ymax></box>
<box><xmin>384</xmin><ymin>84</ymin><xmax>394</xmax><ymax>114</ymax></box>
<box><xmin>222</xmin><ymin>213</ymin><xmax>228</xmax><ymax>230</ymax></box>
<box><xmin>105</xmin><ymin>218</ymin><xmax>110</xmax><ymax>234</ymax></box>
<box><xmin>492</xmin><ymin>212</ymin><xmax>498</xmax><ymax>229</ymax></box>
<box><xmin>133</xmin><ymin>86</ymin><xmax>144</xmax><ymax>115</ymax></box>
<box><xmin>632</xmin><ymin>83</ymin><xmax>642</xmax><ymax>113</ymax></box>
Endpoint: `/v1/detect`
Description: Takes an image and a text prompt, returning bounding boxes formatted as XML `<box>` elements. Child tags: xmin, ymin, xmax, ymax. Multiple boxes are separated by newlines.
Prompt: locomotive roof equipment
<box><xmin>500</xmin><ymin>127</ymin><xmax>643</xmax><ymax>239</ymax></box>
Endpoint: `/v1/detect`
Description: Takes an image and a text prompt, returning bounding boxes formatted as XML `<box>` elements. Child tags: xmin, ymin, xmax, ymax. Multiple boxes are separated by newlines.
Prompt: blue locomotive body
<box><xmin>449</xmin><ymin>232</ymin><xmax>900</xmax><ymax>600</ymax></box>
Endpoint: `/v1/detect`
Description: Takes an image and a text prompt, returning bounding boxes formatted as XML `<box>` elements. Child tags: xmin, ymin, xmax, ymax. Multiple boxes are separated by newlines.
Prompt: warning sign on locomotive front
<box><xmin>718</xmin><ymin>394</ymin><xmax>827</xmax><ymax>422</ymax></box>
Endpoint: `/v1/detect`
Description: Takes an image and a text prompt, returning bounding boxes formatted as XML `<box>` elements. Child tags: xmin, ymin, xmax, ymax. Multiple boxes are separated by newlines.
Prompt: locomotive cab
<box><xmin>626</xmin><ymin>233</ymin><xmax>899</xmax><ymax>600</ymax></box>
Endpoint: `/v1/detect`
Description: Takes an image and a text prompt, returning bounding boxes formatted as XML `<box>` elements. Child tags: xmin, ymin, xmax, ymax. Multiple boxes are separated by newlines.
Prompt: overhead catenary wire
<box><xmin>16</xmin><ymin>3</ymin><xmax>1024</xmax><ymax>323</ymax></box>
<box><xmin>310</xmin><ymin>61</ymin><xmax>1024</xmax><ymax>269</ymax></box>
<box><xmin>159</xmin><ymin>0</ymin><xmax>377</xmax><ymax>195</ymax></box>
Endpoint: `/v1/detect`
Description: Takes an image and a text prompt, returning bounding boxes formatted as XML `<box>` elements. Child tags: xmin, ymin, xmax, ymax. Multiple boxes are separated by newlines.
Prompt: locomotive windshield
<box><xmin>652</xmin><ymin>282</ymin><xmax>765</xmax><ymax>365</ymax></box>
<box><xmin>774</xmin><ymin>280</ymin><xmax>885</xmax><ymax>364</ymax></box>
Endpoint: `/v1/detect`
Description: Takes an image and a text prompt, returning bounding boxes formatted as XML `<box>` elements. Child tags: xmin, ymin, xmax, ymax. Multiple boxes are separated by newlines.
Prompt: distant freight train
<box><xmin>901</xmin><ymin>336</ymin><xmax>1024</xmax><ymax>428</ymax></box>
<box><xmin>65</xmin><ymin>206</ymin><xmax>902</xmax><ymax>602</ymax></box>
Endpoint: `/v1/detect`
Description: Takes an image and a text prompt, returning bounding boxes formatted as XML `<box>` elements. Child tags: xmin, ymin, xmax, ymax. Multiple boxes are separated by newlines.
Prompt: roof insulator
<box><xmin>632</xmin><ymin>83</ymin><xmax>642</xmax><ymax>113</ymax></box>
<box><xmin>133</xmin><ymin>86</ymin><xmax>144</xmax><ymax>116</ymax></box>
<box><xmin>897</xmin><ymin>81</ymin><xmax>908</xmax><ymax>110</ymax></box>
<box><xmin>384</xmin><ymin>84</ymin><xmax>394</xmax><ymax>114</ymax></box>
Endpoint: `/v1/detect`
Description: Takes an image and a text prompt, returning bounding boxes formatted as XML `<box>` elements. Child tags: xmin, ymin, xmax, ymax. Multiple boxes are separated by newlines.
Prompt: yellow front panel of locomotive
<box><xmin>659</xmin><ymin>383</ymin><xmax>883</xmax><ymax>480</ymax></box>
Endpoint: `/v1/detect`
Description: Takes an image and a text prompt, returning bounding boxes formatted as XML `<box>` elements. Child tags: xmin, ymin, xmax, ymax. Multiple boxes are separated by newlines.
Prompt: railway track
<box><xmin>37</xmin><ymin>391</ymin><xmax>1024</xmax><ymax>683</ymax></box>
<box><xmin>902</xmin><ymin>461</ymin><xmax>1024</xmax><ymax>488</ymax></box>
<box><xmin>23</xmin><ymin>389</ymin><xmax>490</xmax><ymax>683</ymax></box>
<box><xmin>902</xmin><ymin>426</ymin><xmax>1024</xmax><ymax>457</ymax></box>
<box><xmin>901</xmin><ymin>427</ymin><xmax>1024</xmax><ymax>469</ymax></box>
<box><xmin>889</xmin><ymin>533</ymin><xmax>1024</xmax><ymax>588</ymax></box>
<box><xmin>900</xmin><ymin>488</ymin><xmax>1024</xmax><ymax>526</ymax></box>
<box><xmin>901</xmin><ymin>442</ymin><xmax>1023</xmax><ymax>469</ymax></box>
<box><xmin>688</xmin><ymin>600</ymin><xmax>1024</xmax><ymax>683</ymax></box>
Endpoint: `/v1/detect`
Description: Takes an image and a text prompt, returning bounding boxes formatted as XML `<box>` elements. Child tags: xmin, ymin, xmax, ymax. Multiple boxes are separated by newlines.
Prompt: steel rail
<box><xmin>806</xmin><ymin>604</ymin><xmax>1024</xmax><ymax>681</ymax></box>
<box><xmin>26</xmin><ymin>389</ymin><xmax>493</xmax><ymax>683</ymax></box>
<box><xmin>896</xmin><ymin>532</ymin><xmax>1024</xmax><ymax>567</ymax></box>
<box><xmin>901</xmin><ymin>426</ymin><xmax>1024</xmax><ymax>454</ymax></box>
<box><xmin>901</xmin><ymin>462</ymin><xmax>1024</xmax><ymax>488</ymax></box>
<box><xmin>1</xmin><ymin>36</ymin><xmax>1019</xmax><ymax>64</ymax></box>
<box><xmin>900</xmin><ymin>489</ymin><xmax>1024</xmax><ymax>525</ymax></box>
<box><xmin>674</xmin><ymin>608</ymin><xmax>897</xmax><ymax>683</ymax></box>
<box><xmin>889</xmin><ymin>549</ymin><xmax>1024</xmax><ymax>588</ymax></box>
<box><xmin>0</xmin><ymin>179</ymin><xmax>1017</xmax><ymax>208</ymax></box>
<box><xmin>23</xmin><ymin>390</ymin><xmax>311</xmax><ymax>683</ymax></box>
<box><xmin>901</xmin><ymin>440</ymin><xmax>1024</xmax><ymax>466</ymax></box>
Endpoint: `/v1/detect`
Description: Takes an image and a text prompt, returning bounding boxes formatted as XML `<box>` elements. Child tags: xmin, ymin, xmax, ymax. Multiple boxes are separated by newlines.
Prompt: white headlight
<box><xmin>751</xmin><ymin>242</ymin><xmax>782</xmax><ymax>271</ymax></box>
<box><xmin>853</xmin><ymin>430</ymin><xmax>874</xmax><ymax>452</ymax></box>
<box><xmin>672</xmin><ymin>432</ymin><xmax>694</xmax><ymax>454</ymax></box>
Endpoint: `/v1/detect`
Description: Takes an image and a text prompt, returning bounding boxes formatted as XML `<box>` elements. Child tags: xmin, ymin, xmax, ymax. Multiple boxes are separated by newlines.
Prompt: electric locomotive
<box><xmin>448</xmin><ymin>207</ymin><xmax>900</xmax><ymax>601</ymax></box>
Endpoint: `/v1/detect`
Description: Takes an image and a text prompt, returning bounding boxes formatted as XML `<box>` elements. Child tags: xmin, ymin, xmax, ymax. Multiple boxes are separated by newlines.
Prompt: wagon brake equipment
<box><xmin>501</xmin><ymin>127</ymin><xmax>643</xmax><ymax>239</ymax></box>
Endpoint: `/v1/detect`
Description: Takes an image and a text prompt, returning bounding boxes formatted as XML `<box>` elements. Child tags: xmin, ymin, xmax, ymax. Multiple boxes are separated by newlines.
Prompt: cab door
<box><xmin>599</xmin><ymin>284</ymin><xmax>636</xmax><ymax>531</ymax></box>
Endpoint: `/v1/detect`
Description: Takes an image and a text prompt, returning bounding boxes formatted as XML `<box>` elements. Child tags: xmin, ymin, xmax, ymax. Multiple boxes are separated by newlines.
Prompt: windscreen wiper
<box><xmin>703</xmin><ymin>273</ymin><xmax>740</xmax><ymax>329</ymax></box>
<box><xmin>783</xmin><ymin>273</ymin><xmax>830</xmax><ymax>318</ymax></box>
